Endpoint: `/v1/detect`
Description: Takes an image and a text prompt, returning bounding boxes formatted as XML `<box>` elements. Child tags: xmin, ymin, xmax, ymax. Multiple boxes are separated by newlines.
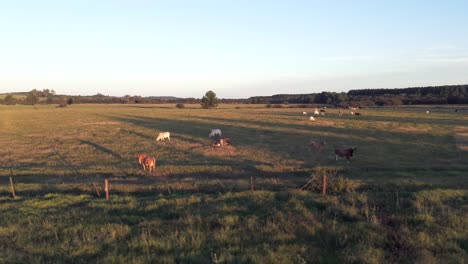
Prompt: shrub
<box><xmin>3</xmin><ymin>95</ymin><xmax>16</xmax><ymax>105</ymax></box>
<box><xmin>57</xmin><ymin>98</ymin><xmax>68</xmax><ymax>107</ymax></box>
<box><xmin>176</xmin><ymin>103</ymin><xmax>185</xmax><ymax>109</ymax></box>
<box><xmin>300</xmin><ymin>166</ymin><xmax>359</xmax><ymax>194</ymax></box>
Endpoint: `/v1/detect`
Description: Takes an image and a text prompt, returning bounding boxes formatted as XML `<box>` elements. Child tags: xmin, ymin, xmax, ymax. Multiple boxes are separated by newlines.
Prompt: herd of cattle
<box><xmin>303</xmin><ymin>108</ymin><xmax>361</xmax><ymax>120</ymax></box>
<box><xmin>136</xmin><ymin>108</ymin><xmax>360</xmax><ymax>173</ymax></box>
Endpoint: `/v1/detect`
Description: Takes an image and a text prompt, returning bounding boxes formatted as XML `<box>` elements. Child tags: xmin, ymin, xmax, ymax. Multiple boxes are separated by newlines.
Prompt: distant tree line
<box><xmin>248</xmin><ymin>85</ymin><xmax>468</xmax><ymax>106</ymax></box>
<box><xmin>1</xmin><ymin>85</ymin><xmax>467</xmax><ymax>106</ymax></box>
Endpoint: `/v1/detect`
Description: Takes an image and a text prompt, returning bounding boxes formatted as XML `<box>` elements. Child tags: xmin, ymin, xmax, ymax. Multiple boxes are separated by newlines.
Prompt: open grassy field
<box><xmin>0</xmin><ymin>104</ymin><xmax>467</xmax><ymax>263</ymax></box>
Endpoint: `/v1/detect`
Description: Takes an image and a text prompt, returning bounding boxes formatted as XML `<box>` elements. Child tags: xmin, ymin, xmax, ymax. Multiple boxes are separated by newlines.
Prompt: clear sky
<box><xmin>1</xmin><ymin>0</ymin><xmax>468</xmax><ymax>98</ymax></box>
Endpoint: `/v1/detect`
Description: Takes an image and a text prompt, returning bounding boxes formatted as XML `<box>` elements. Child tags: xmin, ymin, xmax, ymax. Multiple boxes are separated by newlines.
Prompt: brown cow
<box><xmin>213</xmin><ymin>138</ymin><xmax>232</xmax><ymax>148</ymax></box>
<box><xmin>309</xmin><ymin>140</ymin><xmax>326</xmax><ymax>151</ymax></box>
<box><xmin>136</xmin><ymin>153</ymin><xmax>156</xmax><ymax>172</ymax></box>
<box><xmin>335</xmin><ymin>147</ymin><xmax>356</xmax><ymax>161</ymax></box>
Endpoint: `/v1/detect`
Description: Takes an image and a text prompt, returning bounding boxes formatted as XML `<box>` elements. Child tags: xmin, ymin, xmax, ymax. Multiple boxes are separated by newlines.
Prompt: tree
<box><xmin>3</xmin><ymin>95</ymin><xmax>17</xmax><ymax>105</ymax></box>
<box><xmin>201</xmin><ymin>90</ymin><xmax>219</xmax><ymax>109</ymax></box>
<box><xmin>25</xmin><ymin>92</ymin><xmax>38</xmax><ymax>105</ymax></box>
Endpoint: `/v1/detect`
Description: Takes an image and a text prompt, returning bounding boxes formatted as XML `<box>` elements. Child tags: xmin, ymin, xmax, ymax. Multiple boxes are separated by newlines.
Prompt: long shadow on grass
<box><xmin>110</xmin><ymin>114</ymin><xmax>464</xmax><ymax>162</ymax></box>
<box><xmin>79</xmin><ymin>139</ymin><xmax>122</xmax><ymax>159</ymax></box>
<box><xmin>107</xmin><ymin>114</ymin><xmax>468</xmax><ymax>187</ymax></box>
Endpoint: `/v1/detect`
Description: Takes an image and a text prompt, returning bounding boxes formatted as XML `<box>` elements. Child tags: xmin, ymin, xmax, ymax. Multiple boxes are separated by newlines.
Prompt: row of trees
<box><xmin>2</xmin><ymin>85</ymin><xmax>467</xmax><ymax>107</ymax></box>
<box><xmin>248</xmin><ymin>85</ymin><xmax>468</xmax><ymax>106</ymax></box>
<box><xmin>0</xmin><ymin>89</ymin><xmax>224</xmax><ymax>108</ymax></box>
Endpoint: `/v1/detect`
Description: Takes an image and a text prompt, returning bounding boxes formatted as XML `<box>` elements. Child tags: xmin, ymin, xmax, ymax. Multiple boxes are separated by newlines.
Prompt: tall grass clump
<box><xmin>301</xmin><ymin>166</ymin><xmax>360</xmax><ymax>194</ymax></box>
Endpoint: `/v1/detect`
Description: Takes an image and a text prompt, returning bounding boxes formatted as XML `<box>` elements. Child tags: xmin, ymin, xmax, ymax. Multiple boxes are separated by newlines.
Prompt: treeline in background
<box><xmin>249</xmin><ymin>84</ymin><xmax>468</xmax><ymax>106</ymax></box>
<box><xmin>1</xmin><ymin>85</ymin><xmax>467</xmax><ymax>106</ymax></box>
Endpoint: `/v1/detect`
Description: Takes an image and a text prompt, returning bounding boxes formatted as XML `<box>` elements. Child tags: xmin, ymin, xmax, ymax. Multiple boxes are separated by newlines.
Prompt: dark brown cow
<box><xmin>354</xmin><ymin>112</ymin><xmax>361</xmax><ymax>116</ymax></box>
<box><xmin>334</xmin><ymin>147</ymin><xmax>356</xmax><ymax>161</ymax></box>
<box><xmin>213</xmin><ymin>138</ymin><xmax>232</xmax><ymax>148</ymax></box>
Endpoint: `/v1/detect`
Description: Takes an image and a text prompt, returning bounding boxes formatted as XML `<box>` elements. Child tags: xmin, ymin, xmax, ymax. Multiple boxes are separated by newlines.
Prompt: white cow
<box><xmin>209</xmin><ymin>129</ymin><xmax>222</xmax><ymax>137</ymax></box>
<box><xmin>313</xmin><ymin>108</ymin><xmax>320</xmax><ymax>115</ymax></box>
<box><xmin>309</xmin><ymin>116</ymin><xmax>315</xmax><ymax>121</ymax></box>
<box><xmin>426</xmin><ymin>111</ymin><xmax>430</xmax><ymax>114</ymax></box>
<box><xmin>156</xmin><ymin>132</ymin><xmax>171</xmax><ymax>141</ymax></box>
<box><xmin>302</xmin><ymin>112</ymin><xmax>307</xmax><ymax>115</ymax></box>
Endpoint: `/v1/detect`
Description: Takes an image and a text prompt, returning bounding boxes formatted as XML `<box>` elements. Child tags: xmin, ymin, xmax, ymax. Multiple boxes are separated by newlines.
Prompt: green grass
<box><xmin>0</xmin><ymin>104</ymin><xmax>467</xmax><ymax>263</ymax></box>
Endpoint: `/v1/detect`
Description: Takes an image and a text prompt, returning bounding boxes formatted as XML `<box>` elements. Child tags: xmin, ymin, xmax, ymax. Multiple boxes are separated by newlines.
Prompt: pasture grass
<box><xmin>0</xmin><ymin>104</ymin><xmax>467</xmax><ymax>263</ymax></box>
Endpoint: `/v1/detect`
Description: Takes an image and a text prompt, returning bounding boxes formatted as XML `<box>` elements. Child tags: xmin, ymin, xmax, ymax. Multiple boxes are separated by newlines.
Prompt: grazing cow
<box><xmin>209</xmin><ymin>129</ymin><xmax>222</xmax><ymax>137</ymax></box>
<box><xmin>213</xmin><ymin>138</ymin><xmax>232</xmax><ymax>147</ymax></box>
<box><xmin>302</xmin><ymin>111</ymin><xmax>307</xmax><ymax>115</ymax></box>
<box><xmin>354</xmin><ymin>112</ymin><xmax>361</xmax><ymax>116</ymax></box>
<box><xmin>426</xmin><ymin>111</ymin><xmax>430</xmax><ymax>114</ymax></box>
<box><xmin>314</xmin><ymin>108</ymin><xmax>320</xmax><ymax>115</ymax></box>
<box><xmin>309</xmin><ymin>140</ymin><xmax>326</xmax><ymax>151</ymax></box>
<box><xmin>142</xmin><ymin>156</ymin><xmax>156</xmax><ymax>172</ymax></box>
<box><xmin>350</xmin><ymin>111</ymin><xmax>355</xmax><ymax>115</ymax></box>
<box><xmin>338</xmin><ymin>110</ymin><xmax>343</xmax><ymax>116</ymax></box>
<box><xmin>309</xmin><ymin>116</ymin><xmax>315</xmax><ymax>121</ymax></box>
<box><xmin>136</xmin><ymin>153</ymin><xmax>157</xmax><ymax>172</ymax></box>
<box><xmin>156</xmin><ymin>132</ymin><xmax>171</xmax><ymax>141</ymax></box>
<box><xmin>319</xmin><ymin>109</ymin><xmax>326</xmax><ymax>116</ymax></box>
<box><xmin>335</xmin><ymin>147</ymin><xmax>356</xmax><ymax>162</ymax></box>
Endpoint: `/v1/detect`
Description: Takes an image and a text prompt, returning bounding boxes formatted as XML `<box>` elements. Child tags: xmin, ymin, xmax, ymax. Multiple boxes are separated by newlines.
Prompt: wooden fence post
<box><xmin>9</xmin><ymin>176</ymin><xmax>16</xmax><ymax>198</ymax></box>
<box><xmin>104</xmin><ymin>179</ymin><xmax>109</xmax><ymax>201</ymax></box>
<box><xmin>250</xmin><ymin>176</ymin><xmax>254</xmax><ymax>192</ymax></box>
<box><xmin>322</xmin><ymin>175</ymin><xmax>327</xmax><ymax>196</ymax></box>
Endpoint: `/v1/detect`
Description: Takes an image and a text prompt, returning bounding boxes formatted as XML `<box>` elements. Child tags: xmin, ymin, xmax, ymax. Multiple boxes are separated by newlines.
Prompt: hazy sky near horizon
<box><xmin>1</xmin><ymin>0</ymin><xmax>468</xmax><ymax>98</ymax></box>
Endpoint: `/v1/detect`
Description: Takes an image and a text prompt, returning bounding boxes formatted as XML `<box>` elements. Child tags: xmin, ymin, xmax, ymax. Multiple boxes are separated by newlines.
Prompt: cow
<box><xmin>338</xmin><ymin>110</ymin><xmax>343</xmax><ymax>116</ymax></box>
<box><xmin>313</xmin><ymin>108</ymin><xmax>320</xmax><ymax>115</ymax></box>
<box><xmin>213</xmin><ymin>138</ymin><xmax>232</xmax><ymax>147</ymax></box>
<box><xmin>136</xmin><ymin>153</ymin><xmax>156</xmax><ymax>172</ymax></box>
<box><xmin>350</xmin><ymin>111</ymin><xmax>355</xmax><ymax>115</ymax></box>
<box><xmin>302</xmin><ymin>111</ymin><xmax>307</xmax><ymax>115</ymax></box>
<box><xmin>309</xmin><ymin>140</ymin><xmax>326</xmax><ymax>151</ymax></box>
<box><xmin>209</xmin><ymin>129</ymin><xmax>222</xmax><ymax>137</ymax></box>
<box><xmin>156</xmin><ymin>132</ymin><xmax>170</xmax><ymax>141</ymax></box>
<box><xmin>335</xmin><ymin>147</ymin><xmax>356</xmax><ymax>162</ymax></box>
<box><xmin>426</xmin><ymin>111</ymin><xmax>430</xmax><ymax>114</ymax></box>
<box><xmin>354</xmin><ymin>112</ymin><xmax>361</xmax><ymax>116</ymax></box>
<box><xmin>309</xmin><ymin>116</ymin><xmax>315</xmax><ymax>121</ymax></box>
<box><xmin>319</xmin><ymin>109</ymin><xmax>326</xmax><ymax>116</ymax></box>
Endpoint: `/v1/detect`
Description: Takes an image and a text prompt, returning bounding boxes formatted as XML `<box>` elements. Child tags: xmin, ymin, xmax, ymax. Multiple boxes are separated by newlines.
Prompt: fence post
<box><xmin>9</xmin><ymin>176</ymin><xmax>16</xmax><ymax>198</ymax></box>
<box><xmin>322</xmin><ymin>175</ymin><xmax>327</xmax><ymax>196</ymax></box>
<box><xmin>104</xmin><ymin>179</ymin><xmax>109</xmax><ymax>201</ymax></box>
<box><xmin>250</xmin><ymin>176</ymin><xmax>254</xmax><ymax>192</ymax></box>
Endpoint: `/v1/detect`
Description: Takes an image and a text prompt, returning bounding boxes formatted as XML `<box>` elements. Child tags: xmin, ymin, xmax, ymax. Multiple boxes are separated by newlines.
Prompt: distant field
<box><xmin>0</xmin><ymin>104</ymin><xmax>467</xmax><ymax>263</ymax></box>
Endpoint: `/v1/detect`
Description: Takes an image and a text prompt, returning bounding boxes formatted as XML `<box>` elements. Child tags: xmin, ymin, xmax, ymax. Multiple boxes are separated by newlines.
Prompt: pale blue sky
<box><xmin>1</xmin><ymin>0</ymin><xmax>467</xmax><ymax>98</ymax></box>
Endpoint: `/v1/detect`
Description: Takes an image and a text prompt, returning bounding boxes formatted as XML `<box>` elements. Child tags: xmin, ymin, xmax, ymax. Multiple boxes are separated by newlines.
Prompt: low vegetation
<box><xmin>0</xmin><ymin>104</ymin><xmax>466</xmax><ymax>263</ymax></box>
